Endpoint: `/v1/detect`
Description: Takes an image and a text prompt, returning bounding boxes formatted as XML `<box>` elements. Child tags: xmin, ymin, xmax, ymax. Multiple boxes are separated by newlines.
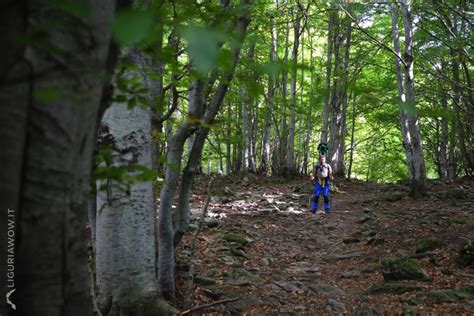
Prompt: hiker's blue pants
<box><xmin>312</xmin><ymin>179</ymin><xmax>330</xmax><ymax>212</ymax></box>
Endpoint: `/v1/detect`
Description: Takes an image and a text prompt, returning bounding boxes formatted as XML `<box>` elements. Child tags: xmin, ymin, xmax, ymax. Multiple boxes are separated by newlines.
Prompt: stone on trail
<box><xmin>385</xmin><ymin>192</ymin><xmax>404</xmax><ymax>202</ymax></box>
<box><xmin>229</xmin><ymin>247</ymin><xmax>249</xmax><ymax>259</ymax></box>
<box><xmin>343</xmin><ymin>236</ymin><xmax>361</xmax><ymax>244</ymax></box>
<box><xmin>415</xmin><ymin>236</ymin><xmax>443</xmax><ymax>253</ymax></box>
<box><xmin>340</xmin><ymin>270</ymin><xmax>360</xmax><ymax>278</ymax></box>
<box><xmin>194</xmin><ymin>276</ymin><xmax>217</xmax><ymax>286</ymax></box>
<box><xmin>367</xmin><ymin>283</ymin><xmax>422</xmax><ymax>294</ymax></box>
<box><xmin>314</xmin><ymin>235</ymin><xmax>330</xmax><ymax>246</ymax></box>
<box><xmin>326</xmin><ymin>299</ymin><xmax>346</xmax><ymax>314</ymax></box>
<box><xmin>222</xmin><ymin>233</ymin><xmax>252</xmax><ymax>245</ymax></box>
<box><xmin>260</xmin><ymin>258</ymin><xmax>271</xmax><ymax>266</ymax></box>
<box><xmin>205</xmin><ymin>218</ymin><xmax>219</xmax><ymax>228</ymax></box>
<box><xmin>427</xmin><ymin>286</ymin><xmax>474</xmax><ymax>303</ymax></box>
<box><xmin>308</xmin><ymin>284</ymin><xmax>344</xmax><ymax>295</ymax></box>
<box><xmin>273</xmin><ymin>281</ymin><xmax>301</xmax><ymax>292</ymax></box>
<box><xmin>367</xmin><ymin>235</ymin><xmax>385</xmax><ymax>245</ymax></box>
<box><xmin>382</xmin><ymin>257</ymin><xmax>431</xmax><ymax>281</ymax></box>
<box><xmin>228</xmin><ymin>296</ymin><xmax>262</xmax><ymax>312</ymax></box>
<box><xmin>225</xmin><ymin>278</ymin><xmax>255</xmax><ymax>287</ymax></box>
<box><xmin>330</xmin><ymin>251</ymin><xmax>362</xmax><ymax>261</ymax></box>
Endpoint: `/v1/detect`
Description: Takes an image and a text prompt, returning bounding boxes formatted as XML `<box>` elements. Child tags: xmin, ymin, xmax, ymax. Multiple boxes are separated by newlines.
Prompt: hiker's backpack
<box><xmin>317</xmin><ymin>143</ymin><xmax>329</xmax><ymax>156</ymax></box>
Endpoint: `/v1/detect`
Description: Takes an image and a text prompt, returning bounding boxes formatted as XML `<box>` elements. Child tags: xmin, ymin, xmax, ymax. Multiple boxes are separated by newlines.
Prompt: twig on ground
<box><xmin>181</xmin><ymin>297</ymin><xmax>239</xmax><ymax>315</ymax></box>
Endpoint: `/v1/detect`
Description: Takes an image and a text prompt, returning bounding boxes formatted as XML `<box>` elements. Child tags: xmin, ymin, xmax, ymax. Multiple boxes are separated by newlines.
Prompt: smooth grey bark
<box><xmin>336</xmin><ymin>15</ymin><xmax>352</xmax><ymax>176</ymax></box>
<box><xmin>437</xmin><ymin>62</ymin><xmax>449</xmax><ymax>180</ymax></box>
<box><xmin>452</xmin><ymin>54</ymin><xmax>471</xmax><ymax>176</ymax></box>
<box><xmin>7</xmin><ymin>0</ymin><xmax>120</xmax><ymax>314</ymax></box>
<box><xmin>260</xmin><ymin>13</ymin><xmax>277</xmax><ymax>175</ymax></box>
<box><xmin>96</xmin><ymin>79</ymin><xmax>157</xmax><ymax>313</ymax></box>
<box><xmin>158</xmin><ymin>80</ymin><xmax>203</xmax><ymax>298</ymax></box>
<box><xmin>242</xmin><ymin>44</ymin><xmax>255</xmax><ymax>173</ymax></box>
<box><xmin>226</xmin><ymin>101</ymin><xmax>232</xmax><ymax>175</ymax></box>
<box><xmin>287</xmin><ymin>8</ymin><xmax>301</xmax><ymax>177</ymax></box>
<box><xmin>391</xmin><ymin>4</ymin><xmax>413</xmax><ymax>178</ymax></box>
<box><xmin>321</xmin><ymin>9</ymin><xmax>336</xmax><ymax>144</ymax></box>
<box><xmin>302</xmin><ymin>32</ymin><xmax>314</xmax><ymax>175</ymax></box>
<box><xmin>348</xmin><ymin>93</ymin><xmax>356</xmax><ymax>179</ymax></box>
<box><xmin>273</xmin><ymin>18</ymin><xmax>290</xmax><ymax>176</ymax></box>
<box><xmin>249</xmin><ymin>100</ymin><xmax>258</xmax><ymax>173</ymax></box>
<box><xmin>391</xmin><ymin>3</ymin><xmax>427</xmax><ymax>195</ymax></box>
<box><xmin>0</xmin><ymin>2</ymin><xmax>30</xmax><ymax>314</ymax></box>
<box><xmin>400</xmin><ymin>0</ymin><xmax>427</xmax><ymax>195</ymax></box>
<box><xmin>328</xmin><ymin>9</ymin><xmax>351</xmax><ymax>177</ymax></box>
<box><xmin>242</xmin><ymin>88</ymin><xmax>250</xmax><ymax>172</ymax></box>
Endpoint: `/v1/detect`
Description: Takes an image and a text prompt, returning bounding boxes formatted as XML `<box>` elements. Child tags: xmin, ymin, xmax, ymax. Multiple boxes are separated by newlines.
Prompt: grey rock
<box><xmin>341</xmin><ymin>270</ymin><xmax>360</xmax><ymax>278</ymax></box>
<box><xmin>308</xmin><ymin>284</ymin><xmax>344</xmax><ymax>295</ymax></box>
<box><xmin>260</xmin><ymin>258</ymin><xmax>270</xmax><ymax>266</ymax></box>
<box><xmin>273</xmin><ymin>281</ymin><xmax>300</xmax><ymax>292</ymax></box>
<box><xmin>205</xmin><ymin>218</ymin><xmax>219</xmax><ymax>228</ymax></box>
<box><xmin>331</xmin><ymin>251</ymin><xmax>362</xmax><ymax>260</ymax></box>
<box><xmin>315</xmin><ymin>235</ymin><xmax>330</xmax><ymax>246</ymax></box>
<box><xmin>194</xmin><ymin>276</ymin><xmax>216</xmax><ymax>286</ymax></box>
<box><xmin>367</xmin><ymin>283</ymin><xmax>421</xmax><ymax>294</ymax></box>
<box><xmin>226</xmin><ymin>279</ymin><xmax>255</xmax><ymax>287</ymax></box>
<box><xmin>343</xmin><ymin>237</ymin><xmax>361</xmax><ymax>244</ymax></box>
<box><xmin>382</xmin><ymin>257</ymin><xmax>431</xmax><ymax>281</ymax></box>
<box><xmin>326</xmin><ymin>299</ymin><xmax>346</xmax><ymax>313</ymax></box>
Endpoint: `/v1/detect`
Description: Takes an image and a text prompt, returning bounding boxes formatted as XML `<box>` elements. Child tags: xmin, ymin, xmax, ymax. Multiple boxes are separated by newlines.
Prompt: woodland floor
<box><xmin>175</xmin><ymin>174</ymin><xmax>474</xmax><ymax>315</ymax></box>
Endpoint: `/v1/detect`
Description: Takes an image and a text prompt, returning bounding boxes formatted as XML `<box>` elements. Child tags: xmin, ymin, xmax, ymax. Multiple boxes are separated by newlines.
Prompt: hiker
<box><xmin>311</xmin><ymin>154</ymin><xmax>333</xmax><ymax>213</ymax></box>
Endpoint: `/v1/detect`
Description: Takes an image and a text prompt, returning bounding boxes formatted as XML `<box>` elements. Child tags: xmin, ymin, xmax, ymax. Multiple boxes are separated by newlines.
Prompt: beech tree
<box><xmin>0</xmin><ymin>0</ymin><xmax>127</xmax><ymax>314</ymax></box>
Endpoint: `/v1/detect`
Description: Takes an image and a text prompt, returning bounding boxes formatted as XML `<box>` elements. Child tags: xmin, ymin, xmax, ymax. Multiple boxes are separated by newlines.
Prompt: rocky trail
<box><xmin>175</xmin><ymin>175</ymin><xmax>474</xmax><ymax>315</ymax></box>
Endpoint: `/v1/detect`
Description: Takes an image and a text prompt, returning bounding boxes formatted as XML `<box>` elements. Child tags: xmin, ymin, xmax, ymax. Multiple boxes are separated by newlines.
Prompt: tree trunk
<box><xmin>321</xmin><ymin>8</ymin><xmax>336</xmax><ymax>144</ymax></box>
<box><xmin>95</xmin><ymin>60</ymin><xmax>157</xmax><ymax>313</ymax></box>
<box><xmin>226</xmin><ymin>101</ymin><xmax>232</xmax><ymax>175</ymax></box>
<box><xmin>287</xmin><ymin>8</ymin><xmax>301</xmax><ymax>177</ymax></box>
<box><xmin>438</xmin><ymin>61</ymin><xmax>449</xmax><ymax>180</ymax></box>
<box><xmin>250</xmin><ymin>100</ymin><xmax>258</xmax><ymax>173</ymax></box>
<box><xmin>391</xmin><ymin>2</ymin><xmax>427</xmax><ymax>196</ymax></box>
<box><xmin>9</xmin><ymin>1</ymin><xmax>121</xmax><ymax>314</ymax></box>
<box><xmin>303</xmin><ymin>32</ymin><xmax>314</xmax><ymax>175</ymax></box>
<box><xmin>260</xmin><ymin>13</ymin><xmax>277</xmax><ymax>174</ymax></box>
<box><xmin>348</xmin><ymin>93</ymin><xmax>357</xmax><ymax>179</ymax></box>
<box><xmin>274</xmin><ymin>18</ymin><xmax>290</xmax><ymax>177</ymax></box>
<box><xmin>400</xmin><ymin>0</ymin><xmax>427</xmax><ymax>195</ymax></box>
<box><xmin>328</xmin><ymin>9</ymin><xmax>351</xmax><ymax>177</ymax></box>
<box><xmin>336</xmin><ymin>14</ymin><xmax>352</xmax><ymax>176</ymax></box>
<box><xmin>158</xmin><ymin>80</ymin><xmax>204</xmax><ymax>298</ymax></box>
<box><xmin>0</xmin><ymin>2</ymin><xmax>30</xmax><ymax>313</ymax></box>
<box><xmin>242</xmin><ymin>88</ymin><xmax>249</xmax><ymax>172</ymax></box>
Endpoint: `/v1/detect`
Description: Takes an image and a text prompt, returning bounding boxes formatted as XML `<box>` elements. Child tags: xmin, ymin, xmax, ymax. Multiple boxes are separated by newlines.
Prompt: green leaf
<box><xmin>179</xmin><ymin>26</ymin><xmax>227</xmax><ymax>75</ymax></box>
<box><xmin>127</xmin><ymin>97</ymin><xmax>138</xmax><ymax>109</ymax></box>
<box><xmin>34</xmin><ymin>87</ymin><xmax>60</xmax><ymax>103</ymax></box>
<box><xmin>112</xmin><ymin>9</ymin><xmax>154</xmax><ymax>46</ymax></box>
<box><xmin>114</xmin><ymin>95</ymin><xmax>128</xmax><ymax>103</ymax></box>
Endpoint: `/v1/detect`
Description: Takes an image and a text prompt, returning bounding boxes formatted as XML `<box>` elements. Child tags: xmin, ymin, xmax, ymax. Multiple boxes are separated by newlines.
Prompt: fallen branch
<box><xmin>181</xmin><ymin>297</ymin><xmax>239</xmax><ymax>315</ymax></box>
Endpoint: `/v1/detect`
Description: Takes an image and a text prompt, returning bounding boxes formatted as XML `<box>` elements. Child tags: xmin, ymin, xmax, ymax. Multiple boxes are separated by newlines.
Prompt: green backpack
<box><xmin>317</xmin><ymin>143</ymin><xmax>329</xmax><ymax>157</ymax></box>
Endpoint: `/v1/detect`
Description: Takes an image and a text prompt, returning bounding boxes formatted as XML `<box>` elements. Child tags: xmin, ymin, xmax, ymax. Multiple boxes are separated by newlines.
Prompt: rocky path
<box><xmin>176</xmin><ymin>175</ymin><xmax>474</xmax><ymax>314</ymax></box>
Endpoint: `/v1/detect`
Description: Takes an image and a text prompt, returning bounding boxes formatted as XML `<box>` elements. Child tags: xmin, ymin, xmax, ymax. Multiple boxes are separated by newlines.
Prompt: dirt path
<box><xmin>176</xmin><ymin>175</ymin><xmax>474</xmax><ymax>314</ymax></box>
